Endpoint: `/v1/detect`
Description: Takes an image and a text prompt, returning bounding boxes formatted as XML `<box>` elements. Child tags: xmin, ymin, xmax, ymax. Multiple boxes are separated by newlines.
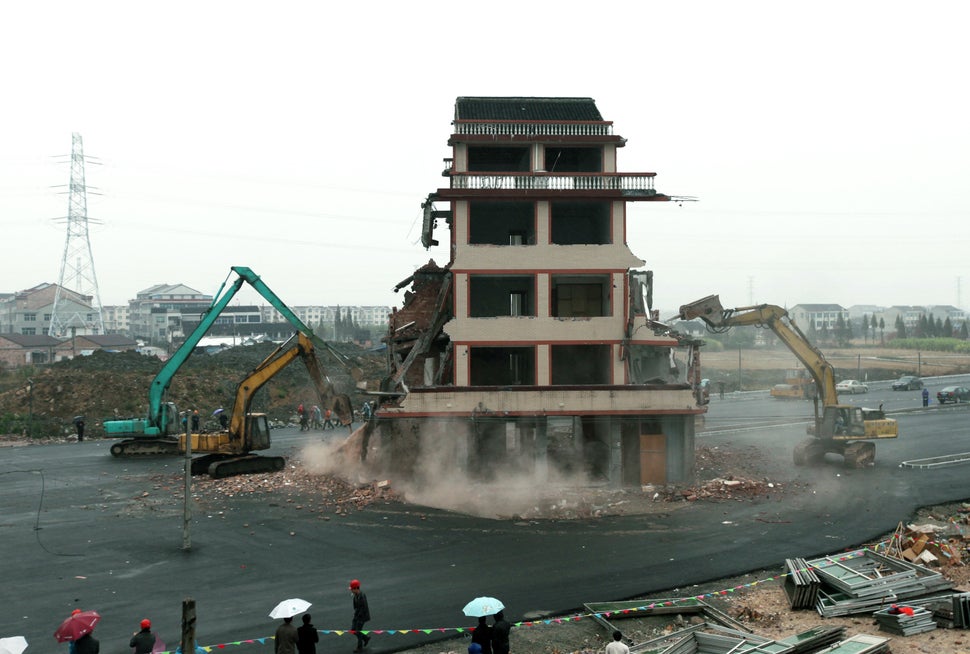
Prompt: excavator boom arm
<box><xmin>679</xmin><ymin>295</ymin><xmax>838</xmax><ymax>405</ymax></box>
<box><xmin>142</xmin><ymin>266</ymin><xmax>353</xmax><ymax>433</ymax></box>
<box><xmin>229</xmin><ymin>332</ymin><xmax>353</xmax><ymax>438</ymax></box>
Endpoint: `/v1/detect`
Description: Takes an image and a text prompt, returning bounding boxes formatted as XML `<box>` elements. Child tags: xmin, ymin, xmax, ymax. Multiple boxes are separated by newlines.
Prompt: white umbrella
<box><xmin>269</xmin><ymin>598</ymin><xmax>311</xmax><ymax>619</ymax></box>
<box><xmin>0</xmin><ymin>636</ymin><xmax>28</xmax><ymax>654</ymax></box>
<box><xmin>462</xmin><ymin>596</ymin><xmax>505</xmax><ymax>618</ymax></box>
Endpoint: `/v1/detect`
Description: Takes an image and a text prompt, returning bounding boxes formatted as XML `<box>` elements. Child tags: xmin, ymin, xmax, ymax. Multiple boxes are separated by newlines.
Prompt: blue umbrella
<box><xmin>462</xmin><ymin>596</ymin><xmax>504</xmax><ymax>617</ymax></box>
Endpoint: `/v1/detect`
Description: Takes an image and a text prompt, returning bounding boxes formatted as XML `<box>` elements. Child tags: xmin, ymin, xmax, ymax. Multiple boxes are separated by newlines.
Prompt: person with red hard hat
<box><xmin>349</xmin><ymin>579</ymin><xmax>371</xmax><ymax>652</ymax></box>
<box><xmin>130</xmin><ymin>618</ymin><xmax>155</xmax><ymax>654</ymax></box>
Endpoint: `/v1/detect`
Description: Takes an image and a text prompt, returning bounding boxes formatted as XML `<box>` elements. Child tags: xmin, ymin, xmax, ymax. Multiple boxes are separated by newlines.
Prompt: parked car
<box><xmin>891</xmin><ymin>375</ymin><xmax>923</xmax><ymax>391</ymax></box>
<box><xmin>936</xmin><ymin>386</ymin><xmax>970</xmax><ymax>404</ymax></box>
<box><xmin>836</xmin><ymin>379</ymin><xmax>869</xmax><ymax>394</ymax></box>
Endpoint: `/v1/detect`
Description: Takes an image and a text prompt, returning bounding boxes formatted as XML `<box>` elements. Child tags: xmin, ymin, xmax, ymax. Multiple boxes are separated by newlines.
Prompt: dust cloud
<box><xmin>299</xmin><ymin>423</ymin><xmax>600</xmax><ymax>520</ymax></box>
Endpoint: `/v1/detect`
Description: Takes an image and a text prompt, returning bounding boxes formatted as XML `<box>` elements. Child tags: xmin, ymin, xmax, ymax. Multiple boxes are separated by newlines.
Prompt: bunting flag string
<box><xmin>157</xmin><ymin>548</ymin><xmax>882</xmax><ymax>653</ymax></box>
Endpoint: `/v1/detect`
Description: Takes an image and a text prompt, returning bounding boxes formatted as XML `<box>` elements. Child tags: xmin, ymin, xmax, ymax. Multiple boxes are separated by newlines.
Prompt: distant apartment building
<box><xmin>260</xmin><ymin>305</ymin><xmax>392</xmax><ymax>332</ymax></box>
<box><xmin>926</xmin><ymin>305</ymin><xmax>966</xmax><ymax>326</ymax></box>
<box><xmin>0</xmin><ymin>283</ymin><xmax>96</xmax><ymax>337</ymax></box>
<box><xmin>789</xmin><ymin>304</ymin><xmax>849</xmax><ymax>331</ymax></box>
<box><xmin>101</xmin><ymin>304</ymin><xmax>131</xmax><ymax>335</ymax></box>
<box><xmin>128</xmin><ymin>283</ymin><xmax>212</xmax><ymax>347</ymax></box>
<box><xmin>881</xmin><ymin>306</ymin><xmax>927</xmax><ymax>332</ymax></box>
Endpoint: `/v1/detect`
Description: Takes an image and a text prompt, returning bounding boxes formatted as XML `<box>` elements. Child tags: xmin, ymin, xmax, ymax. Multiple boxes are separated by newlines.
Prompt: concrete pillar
<box><xmin>534</xmin><ymin>418</ymin><xmax>548</xmax><ymax>482</ymax></box>
<box><xmin>609</xmin><ymin>419</ymin><xmax>623</xmax><ymax>488</ymax></box>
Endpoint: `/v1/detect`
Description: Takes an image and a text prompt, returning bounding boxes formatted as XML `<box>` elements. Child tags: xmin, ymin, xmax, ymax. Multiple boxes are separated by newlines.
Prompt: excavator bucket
<box><xmin>332</xmin><ymin>393</ymin><xmax>355</xmax><ymax>426</ymax></box>
<box><xmin>678</xmin><ymin>295</ymin><xmax>725</xmax><ymax>325</ymax></box>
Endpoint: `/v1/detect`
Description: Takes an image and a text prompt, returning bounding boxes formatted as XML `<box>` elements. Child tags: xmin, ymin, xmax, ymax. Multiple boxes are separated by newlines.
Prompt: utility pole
<box><xmin>26</xmin><ymin>379</ymin><xmax>34</xmax><ymax>438</ymax></box>
<box><xmin>50</xmin><ymin>133</ymin><xmax>105</xmax><ymax>337</ymax></box>
<box><xmin>737</xmin><ymin>346</ymin><xmax>742</xmax><ymax>391</ymax></box>
<box><xmin>183</xmin><ymin>415</ymin><xmax>192</xmax><ymax>551</ymax></box>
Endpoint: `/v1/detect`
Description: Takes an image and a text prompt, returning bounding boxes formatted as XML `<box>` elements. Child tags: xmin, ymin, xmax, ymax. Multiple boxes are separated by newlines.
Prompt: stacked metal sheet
<box><xmin>776</xmin><ymin>626</ymin><xmax>845</xmax><ymax>653</ymax></box>
<box><xmin>783</xmin><ymin>558</ymin><xmax>821</xmax><ymax>610</ymax></box>
<box><xmin>808</xmin><ymin>550</ymin><xmax>953</xmax><ymax>617</ymax></box>
<box><xmin>655</xmin><ymin>625</ymin><xmax>794</xmax><ymax>654</ymax></box>
<box><xmin>873</xmin><ymin>606</ymin><xmax>937</xmax><ymax>635</ymax></box>
<box><xmin>953</xmin><ymin>592</ymin><xmax>970</xmax><ymax>628</ymax></box>
<box><xmin>810</xmin><ymin>634</ymin><xmax>891</xmax><ymax>653</ymax></box>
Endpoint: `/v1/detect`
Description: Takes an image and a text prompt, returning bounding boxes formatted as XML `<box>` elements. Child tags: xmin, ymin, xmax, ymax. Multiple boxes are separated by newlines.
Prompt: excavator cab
<box><xmin>820</xmin><ymin>406</ymin><xmax>866</xmax><ymax>439</ymax></box>
<box><xmin>242</xmin><ymin>413</ymin><xmax>271</xmax><ymax>451</ymax></box>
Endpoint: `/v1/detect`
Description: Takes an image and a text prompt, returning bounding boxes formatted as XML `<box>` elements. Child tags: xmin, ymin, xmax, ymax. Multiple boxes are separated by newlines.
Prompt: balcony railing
<box><xmin>454</xmin><ymin>120</ymin><xmax>613</xmax><ymax>137</ymax></box>
<box><xmin>449</xmin><ymin>173</ymin><xmax>656</xmax><ymax>192</ymax></box>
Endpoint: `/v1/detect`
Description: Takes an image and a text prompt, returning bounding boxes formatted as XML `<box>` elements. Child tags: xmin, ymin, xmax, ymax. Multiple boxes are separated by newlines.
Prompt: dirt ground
<box><xmin>701</xmin><ymin>346</ymin><xmax>970</xmax><ymax>377</ymax></box>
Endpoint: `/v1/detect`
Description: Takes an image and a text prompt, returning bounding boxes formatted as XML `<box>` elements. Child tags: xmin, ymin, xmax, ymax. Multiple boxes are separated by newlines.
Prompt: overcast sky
<box><xmin>2</xmin><ymin>1</ymin><xmax>968</xmax><ymax>317</ymax></box>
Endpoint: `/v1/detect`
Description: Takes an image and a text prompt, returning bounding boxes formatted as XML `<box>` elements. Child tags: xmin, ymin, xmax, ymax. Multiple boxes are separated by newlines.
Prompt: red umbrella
<box><xmin>54</xmin><ymin>610</ymin><xmax>101</xmax><ymax>643</ymax></box>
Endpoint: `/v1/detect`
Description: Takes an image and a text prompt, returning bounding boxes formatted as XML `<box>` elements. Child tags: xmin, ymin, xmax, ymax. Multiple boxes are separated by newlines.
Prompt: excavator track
<box><xmin>793</xmin><ymin>438</ymin><xmax>826</xmax><ymax>466</ymax></box>
<box><xmin>205</xmin><ymin>454</ymin><xmax>286</xmax><ymax>479</ymax></box>
<box><xmin>110</xmin><ymin>438</ymin><xmax>180</xmax><ymax>457</ymax></box>
<box><xmin>842</xmin><ymin>441</ymin><xmax>876</xmax><ymax>468</ymax></box>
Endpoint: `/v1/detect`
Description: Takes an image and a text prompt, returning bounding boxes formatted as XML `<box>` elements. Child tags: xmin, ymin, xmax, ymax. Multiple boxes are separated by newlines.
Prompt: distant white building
<box><xmin>260</xmin><ymin>305</ymin><xmax>392</xmax><ymax>329</ymax></box>
<box><xmin>789</xmin><ymin>304</ymin><xmax>848</xmax><ymax>331</ymax></box>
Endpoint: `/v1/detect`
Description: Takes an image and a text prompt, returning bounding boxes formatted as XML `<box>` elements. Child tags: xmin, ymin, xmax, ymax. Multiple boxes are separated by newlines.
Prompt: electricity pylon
<box><xmin>49</xmin><ymin>133</ymin><xmax>105</xmax><ymax>337</ymax></box>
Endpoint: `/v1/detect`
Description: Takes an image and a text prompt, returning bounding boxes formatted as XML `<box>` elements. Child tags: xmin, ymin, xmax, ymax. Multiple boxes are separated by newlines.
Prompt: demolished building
<box><xmin>370</xmin><ymin>96</ymin><xmax>705</xmax><ymax>488</ymax></box>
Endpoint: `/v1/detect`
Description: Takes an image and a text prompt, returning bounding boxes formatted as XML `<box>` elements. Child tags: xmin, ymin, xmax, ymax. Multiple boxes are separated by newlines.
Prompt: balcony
<box><xmin>446</xmin><ymin>172</ymin><xmax>658</xmax><ymax>194</ymax></box>
<box><xmin>454</xmin><ymin>120</ymin><xmax>613</xmax><ymax>137</ymax></box>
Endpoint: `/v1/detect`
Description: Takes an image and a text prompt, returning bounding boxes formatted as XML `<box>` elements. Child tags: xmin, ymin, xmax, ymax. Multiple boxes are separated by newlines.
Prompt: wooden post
<box><xmin>181</xmin><ymin>598</ymin><xmax>196</xmax><ymax>654</ymax></box>
<box><xmin>183</xmin><ymin>414</ymin><xmax>192</xmax><ymax>551</ymax></box>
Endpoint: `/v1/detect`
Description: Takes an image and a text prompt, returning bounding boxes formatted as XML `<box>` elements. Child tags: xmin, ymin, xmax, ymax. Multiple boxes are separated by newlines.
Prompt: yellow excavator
<box><xmin>182</xmin><ymin>331</ymin><xmax>354</xmax><ymax>478</ymax></box>
<box><xmin>679</xmin><ymin>295</ymin><xmax>897</xmax><ymax>468</ymax></box>
<box><xmin>770</xmin><ymin>368</ymin><xmax>815</xmax><ymax>399</ymax></box>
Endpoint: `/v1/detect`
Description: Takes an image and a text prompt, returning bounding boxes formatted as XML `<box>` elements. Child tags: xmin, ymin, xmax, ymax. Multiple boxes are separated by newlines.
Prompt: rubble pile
<box><xmin>675</xmin><ymin>475</ymin><xmax>781</xmax><ymax>502</ymax></box>
<box><xmin>191</xmin><ymin>457</ymin><xmax>400</xmax><ymax>515</ymax></box>
<box><xmin>890</xmin><ymin>519</ymin><xmax>969</xmax><ymax>567</ymax></box>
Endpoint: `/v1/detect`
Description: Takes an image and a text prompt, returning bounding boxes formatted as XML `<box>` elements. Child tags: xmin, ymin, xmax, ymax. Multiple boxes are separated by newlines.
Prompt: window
<box><xmin>23</xmin><ymin>313</ymin><xmax>36</xmax><ymax>322</ymax></box>
<box><xmin>469</xmin><ymin>276</ymin><xmax>534</xmax><ymax>317</ymax></box>
<box><xmin>470</xmin><ymin>346</ymin><xmax>535</xmax><ymax>385</ymax></box>
<box><xmin>469</xmin><ymin>201</ymin><xmax>535</xmax><ymax>245</ymax></box>
<box><xmin>544</xmin><ymin>146</ymin><xmax>602</xmax><ymax>173</ymax></box>
<box><xmin>550</xmin><ymin>201</ymin><xmax>611</xmax><ymax>245</ymax></box>
<box><xmin>43</xmin><ymin>313</ymin><xmax>51</xmax><ymax>321</ymax></box>
<box><xmin>21</xmin><ymin>327</ymin><xmax>36</xmax><ymax>335</ymax></box>
<box><xmin>551</xmin><ymin>275</ymin><xmax>610</xmax><ymax>317</ymax></box>
<box><xmin>551</xmin><ymin>344</ymin><xmax>611</xmax><ymax>384</ymax></box>
<box><xmin>467</xmin><ymin>146</ymin><xmax>530</xmax><ymax>172</ymax></box>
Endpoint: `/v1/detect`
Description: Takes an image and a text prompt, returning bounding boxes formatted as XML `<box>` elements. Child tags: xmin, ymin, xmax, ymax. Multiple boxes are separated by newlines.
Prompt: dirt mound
<box><xmin>0</xmin><ymin>343</ymin><xmax>386</xmax><ymax>438</ymax></box>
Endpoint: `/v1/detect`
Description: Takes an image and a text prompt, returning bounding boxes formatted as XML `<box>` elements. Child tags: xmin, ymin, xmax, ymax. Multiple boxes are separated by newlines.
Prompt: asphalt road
<box><xmin>3</xmin><ymin>389</ymin><xmax>970</xmax><ymax>653</ymax></box>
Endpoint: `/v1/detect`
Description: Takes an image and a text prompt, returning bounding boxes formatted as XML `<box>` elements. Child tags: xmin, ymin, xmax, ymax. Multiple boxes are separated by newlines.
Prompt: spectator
<box><xmin>350</xmin><ymin>579</ymin><xmax>371</xmax><ymax>652</ymax></box>
<box><xmin>275</xmin><ymin>616</ymin><xmax>298</xmax><ymax>654</ymax></box>
<box><xmin>297</xmin><ymin>613</ymin><xmax>318</xmax><ymax>654</ymax></box>
<box><xmin>491</xmin><ymin>611</ymin><xmax>510</xmax><ymax>654</ymax></box>
<box><xmin>129</xmin><ymin>619</ymin><xmax>155</xmax><ymax>654</ymax></box>
<box><xmin>605</xmin><ymin>630</ymin><xmax>628</xmax><ymax>654</ymax></box>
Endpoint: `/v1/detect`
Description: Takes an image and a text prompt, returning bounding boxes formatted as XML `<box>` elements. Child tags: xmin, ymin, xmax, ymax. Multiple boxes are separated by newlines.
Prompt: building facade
<box><xmin>127</xmin><ymin>283</ymin><xmax>212</xmax><ymax>347</ymax></box>
<box><xmin>0</xmin><ymin>283</ymin><xmax>95</xmax><ymax>337</ymax></box>
<box><xmin>261</xmin><ymin>305</ymin><xmax>392</xmax><ymax>335</ymax></box>
<box><xmin>789</xmin><ymin>304</ymin><xmax>849</xmax><ymax>331</ymax></box>
<box><xmin>373</xmin><ymin>97</ymin><xmax>704</xmax><ymax>488</ymax></box>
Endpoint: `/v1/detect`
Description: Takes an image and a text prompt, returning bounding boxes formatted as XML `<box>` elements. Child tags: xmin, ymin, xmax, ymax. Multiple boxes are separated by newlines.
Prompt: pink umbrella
<box><xmin>54</xmin><ymin>610</ymin><xmax>100</xmax><ymax>643</ymax></box>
